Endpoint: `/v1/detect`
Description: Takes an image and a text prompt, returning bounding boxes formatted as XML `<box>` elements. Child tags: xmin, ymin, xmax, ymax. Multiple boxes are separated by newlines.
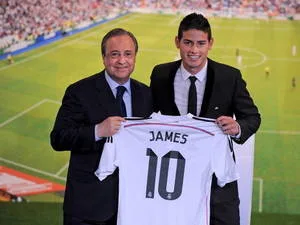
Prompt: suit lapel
<box><xmin>167</xmin><ymin>61</ymin><xmax>181</xmax><ymax>115</ymax></box>
<box><xmin>165</xmin><ymin>59</ymin><xmax>214</xmax><ymax>117</ymax></box>
<box><xmin>131</xmin><ymin>80</ymin><xmax>143</xmax><ymax>117</ymax></box>
<box><xmin>200</xmin><ymin>58</ymin><xmax>214</xmax><ymax>116</ymax></box>
<box><xmin>95</xmin><ymin>71</ymin><xmax>119</xmax><ymax>116</ymax></box>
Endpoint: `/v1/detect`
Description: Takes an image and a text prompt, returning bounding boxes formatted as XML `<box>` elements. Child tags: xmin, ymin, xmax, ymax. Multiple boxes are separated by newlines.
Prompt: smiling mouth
<box><xmin>188</xmin><ymin>55</ymin><xmax>200</xmax><ymax>60</ymax></box>
<box><xmin>116</xmin><ymin>67</ymin><xmax>128</xmax><ymax>70</ymax></box>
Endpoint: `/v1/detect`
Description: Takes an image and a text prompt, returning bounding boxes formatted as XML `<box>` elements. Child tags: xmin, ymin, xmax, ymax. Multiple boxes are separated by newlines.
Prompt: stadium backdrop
<box><xmin>0</xmin><ymin>11</ymin><xmax>300</xmax><ymax>224</ymax></box>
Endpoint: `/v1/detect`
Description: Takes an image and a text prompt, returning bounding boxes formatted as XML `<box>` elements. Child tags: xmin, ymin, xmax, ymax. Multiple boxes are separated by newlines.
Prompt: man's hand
<box><xmin>96</xmin><ymin>116</ymin><xmax>125</xmax><ymax>138</ymax></box>
<box><xmin>216</xmin><ymin>116</ymin><xmax>240</xmax><ymax>136</ymax></box>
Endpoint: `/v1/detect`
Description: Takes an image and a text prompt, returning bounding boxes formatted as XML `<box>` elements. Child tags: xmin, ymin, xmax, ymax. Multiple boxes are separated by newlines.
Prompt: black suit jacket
<box><xmin>150</xmin><ymin>58</ymin><xmax>261</xmax><ymax>144</ymax></box>
<box><xmin>50</xmin><ymin>71</ymin><xmax>153</xmax><ymax>221</ymax></box>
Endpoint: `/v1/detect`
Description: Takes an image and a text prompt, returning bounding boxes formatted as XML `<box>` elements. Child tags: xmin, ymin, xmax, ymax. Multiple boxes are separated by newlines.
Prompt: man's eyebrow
<box><xmin>110</xmin><ymin>50</ymin><xmax>133</xmax><ymax>52</ymax></box>
<box><xmin>182</xmin><ymin>39</ymin><xmax>207</xmax><ymax>43</ymax></box>
<box><xmin>110</xmin><ymin>50</ymin><xmax>120</xmax><ymax>53</ymax></box>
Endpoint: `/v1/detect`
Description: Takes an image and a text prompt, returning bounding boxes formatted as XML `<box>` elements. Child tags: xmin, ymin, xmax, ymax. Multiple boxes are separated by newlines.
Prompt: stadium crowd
<box><xmin>0</xmin><ymin>0</ymin><xmax>118</xmax><ymax>50</ymax></box>
<box><xmin>0</xmin><ymin>0</ymin><xmax>299</xmax><ymax>52</ymax></box>
<box><xmin>128</xmin><ymin>0</ymin><xmax>299</xmax><ymax>16</ymax></box>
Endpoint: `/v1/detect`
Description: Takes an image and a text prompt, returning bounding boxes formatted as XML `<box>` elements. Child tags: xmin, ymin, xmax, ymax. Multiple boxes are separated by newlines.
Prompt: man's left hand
<box><xmin>216</xmin><ymin>116</ymin><xmax>240</xmax><ymax>136</ymax></box>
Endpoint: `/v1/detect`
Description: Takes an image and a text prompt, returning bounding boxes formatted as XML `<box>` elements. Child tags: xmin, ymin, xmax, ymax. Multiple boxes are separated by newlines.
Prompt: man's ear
<box><xmin>175</xmin><ymin>36</ymin><xmax>180</xmax><ymax>49</ymax></box>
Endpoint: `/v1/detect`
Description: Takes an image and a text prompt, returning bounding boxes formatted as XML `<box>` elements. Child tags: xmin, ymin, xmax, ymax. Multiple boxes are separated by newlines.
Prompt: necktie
<box><xmin>116</xmin><ymin>86</ymin><xmax>127</xmax><ymax>117</ymax></box>
<box><xmin>188</xmin><ymin>76</ymin><xmax>197</xmax><ymax>115</ymax></box>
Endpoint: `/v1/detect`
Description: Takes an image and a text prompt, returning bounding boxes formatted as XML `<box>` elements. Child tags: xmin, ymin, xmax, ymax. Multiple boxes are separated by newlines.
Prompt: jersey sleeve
<box><xmin>94</xmin><ymin>136</ymin><xmax>118</xmax><ymax>181</ymax></box>
<box><xmin>212</xmin><ymin>135</ymin><xmax>239</xmax><ymax>187</ymax></box>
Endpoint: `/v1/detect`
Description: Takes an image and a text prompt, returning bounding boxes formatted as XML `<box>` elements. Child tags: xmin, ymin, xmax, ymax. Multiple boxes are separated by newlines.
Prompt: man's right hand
<box><xmin>96</xmin><ymin>116</ymin><xmax>125</xmax><ymax>138</ymax></box>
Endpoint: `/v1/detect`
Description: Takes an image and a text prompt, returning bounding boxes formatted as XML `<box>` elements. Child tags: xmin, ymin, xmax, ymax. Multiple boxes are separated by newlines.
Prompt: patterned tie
<box><xmin>188</xmin><ymin>76</ymin><xmax>197</xmax><ymax>115</ymax></box>
<box><xmin>116</xmin><ymin>86</ymin><xmax>127</xmax><ymax>117</ymax></box>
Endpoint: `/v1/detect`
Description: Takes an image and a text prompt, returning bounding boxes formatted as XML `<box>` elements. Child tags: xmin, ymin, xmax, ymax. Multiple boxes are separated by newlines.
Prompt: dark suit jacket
<box><xmin>150</xmin><ymin>58</ymin><xmax>261</xmax><ymax>144</ymax></box>
<box><xmin>50</xmin><ymin>71</ymin><xmax>153</xmax><ymax>221</ymax></box>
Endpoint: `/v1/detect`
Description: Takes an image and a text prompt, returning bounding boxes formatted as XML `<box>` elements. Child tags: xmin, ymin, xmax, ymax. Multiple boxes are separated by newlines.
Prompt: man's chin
<box><xmin>115</xmin><ymin>70</ymin><xmax>130</xmax><ymax>77</ymax></box>
<box><xmin>187</xmin><ymin>63</ymin><xmax>201</xmax><ymax>69</ymax></box>
<box><xmin>184</xmin><ymin>59</ymin><xmax>201</xmax><ymax>67</ymax></box>
<box><xmin>184</xmin><ymin>64</ymin><xmax>203</xmax><ymax>74</ymax></box>
<box><xmin>115</xmin><ymin>74</ymin><xmax>131</xmax><ymax>82</ymax></box>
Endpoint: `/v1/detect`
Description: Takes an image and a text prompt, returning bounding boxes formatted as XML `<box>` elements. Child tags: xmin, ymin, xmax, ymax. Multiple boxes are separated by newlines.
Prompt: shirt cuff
<box><xmin>95</xmin><ymin>125</ymin><xmax>102</xmax><ymax>141</ymax></box>
<box><xmin>230</xmin><ymin>123</ymin><xmax>241</xmax><ymax>139</ymax></box>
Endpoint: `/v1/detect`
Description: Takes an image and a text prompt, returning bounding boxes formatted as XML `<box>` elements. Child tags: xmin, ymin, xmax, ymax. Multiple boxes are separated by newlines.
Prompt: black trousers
<box><xmin>64</xmin><ymin>214</ymin><xmax>117</xmax><ymax>225</ymax></box>
<box><xmin>210</xmin><ymin>175</ymin><xmax>240</xmax><ymax>225</ymax></box>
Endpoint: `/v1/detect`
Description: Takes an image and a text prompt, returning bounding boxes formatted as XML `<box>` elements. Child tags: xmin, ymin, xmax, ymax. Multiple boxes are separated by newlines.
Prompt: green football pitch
<box><xmin>0</xmin><ymin>12</ymin><xmax>299</xmax><ymax>221</ymax></box>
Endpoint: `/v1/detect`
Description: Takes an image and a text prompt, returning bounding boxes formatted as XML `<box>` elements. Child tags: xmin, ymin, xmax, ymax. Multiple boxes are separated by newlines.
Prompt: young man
<box><xmin>50</xmin><ymin>28</ymin><xmax>153</xmax><ymax>225</ymax></box>
<box><xmin>150</xmin><ymin>13</ymin><xmax>261</xmax><ymax>225</ymax></box>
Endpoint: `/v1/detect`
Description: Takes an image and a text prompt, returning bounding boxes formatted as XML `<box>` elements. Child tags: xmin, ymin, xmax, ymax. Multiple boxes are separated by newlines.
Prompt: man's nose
<box><xmin>117</xmin><ymin>54</ymin><xmax>127</xmax><ymax>63</ymax></box>
<box><xmin>190</xmin><ymin>44</ymin><xmax>199</xmax><ymax>52</ymax></box>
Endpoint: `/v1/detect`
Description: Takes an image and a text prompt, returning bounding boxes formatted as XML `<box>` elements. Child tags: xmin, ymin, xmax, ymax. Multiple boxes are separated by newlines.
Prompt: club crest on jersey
<box><xmin>149</xmin><ymin>131</ymin><xmax>188</xmax><ymax>144</ymax></box>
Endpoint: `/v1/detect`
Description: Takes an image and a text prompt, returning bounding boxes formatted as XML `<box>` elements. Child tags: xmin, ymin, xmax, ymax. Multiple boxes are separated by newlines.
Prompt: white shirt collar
<box><xmin>180</xmin><ymin>60</ymin><xmax>208</xmax><ymax>82</ymax></box>
<box><xmin>104</xmin><ymin>71</ymin><xmax>131</xmax><ymax>95</ymax></box>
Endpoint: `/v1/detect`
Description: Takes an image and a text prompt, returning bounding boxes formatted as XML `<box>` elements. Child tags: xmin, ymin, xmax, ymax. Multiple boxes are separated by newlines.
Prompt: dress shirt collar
<box><xmin>104</xmin><ymin>71</ymin><xmax>131</xmax><ymax>96</ymax></box>
<box><xmin>180</xmin><ymin>60</ymin><xmax>208</xmax><ymax>82</ymax></box>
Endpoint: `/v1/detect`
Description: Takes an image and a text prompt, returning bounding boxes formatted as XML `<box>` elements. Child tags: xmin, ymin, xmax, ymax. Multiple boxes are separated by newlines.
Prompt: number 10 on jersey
<box><xmin>146</xmin><ymin>148</ymin><xmax>186</xmax><ymax>200</ymax></box>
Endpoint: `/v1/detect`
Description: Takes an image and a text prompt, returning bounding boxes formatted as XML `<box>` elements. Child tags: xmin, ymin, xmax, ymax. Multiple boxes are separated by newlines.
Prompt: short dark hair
<box><xmin>177</xmin><ymin>13</ymin><xmax>212</xmax><ymax>41</ymax></box>
<box><xmin>101</xmin><ymin>28</ymin><xmax>138</xmax><ymax>56</ymax></box>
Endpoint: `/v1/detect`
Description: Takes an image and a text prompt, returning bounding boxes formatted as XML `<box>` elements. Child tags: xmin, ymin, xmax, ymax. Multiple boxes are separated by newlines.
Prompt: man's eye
<box><xmin>125</xmin><ymin>52</ymin><xmax>133</xmax><ymax>57</ymax></box>
<box><xmin>110</xmin><ymin>52</ymin><xmax>120</xmax><ymax>58</ymax></box>
<box><xmin>183</xmin><ymin>41</ymin><xmax>193</xmax><ymax>47</ymax></box>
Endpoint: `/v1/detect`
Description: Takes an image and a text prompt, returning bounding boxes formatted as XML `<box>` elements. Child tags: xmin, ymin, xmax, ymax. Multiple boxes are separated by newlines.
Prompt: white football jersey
<box><xmin>95</xmin><ymin>113</ymin><xmax>239</xmax><ymax>225</ymax></box>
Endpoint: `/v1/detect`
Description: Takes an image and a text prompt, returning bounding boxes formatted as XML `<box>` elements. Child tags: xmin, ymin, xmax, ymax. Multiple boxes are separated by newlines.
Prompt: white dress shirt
<box><xmin>174</xmin><ymin>61</ymin><xmax>208</xmax><ymax>116</ymax></box>
<box><xmin>95</xmin><ymin>71</ymin><xmax>132</xmax><ymax>140</ymax></box>
<box><xmin>174</xmin><ymin>61</ymin><xmax>241</xmax><ymax>138</ymax></box>
<box><xmin>104</xmin><ymin>71</ymin><xmax>132</xmax><ymax>117</ymax></box>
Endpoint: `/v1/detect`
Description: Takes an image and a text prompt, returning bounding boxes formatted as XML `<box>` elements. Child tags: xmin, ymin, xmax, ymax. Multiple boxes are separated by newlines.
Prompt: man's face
<box><xmin>175</xmin><ymin>29</ymin><xmax>213</xmax><ymax>75</ymax></box>
<box><xmin>103</xmin><ymin>35</ymin><xmax>136</xmax><ymax>84</ymax></box>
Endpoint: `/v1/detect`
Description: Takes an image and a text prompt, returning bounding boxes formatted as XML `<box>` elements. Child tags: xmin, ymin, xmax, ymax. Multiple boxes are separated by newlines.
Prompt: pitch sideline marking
<box><xmin>259</xmin><ymin>130</ymin><xmax>300</xmax><ymax>135</ymax></box>
<box><xmin>0</xmin><ymin>98</ymin><xmax>67</xmax><ymax>181</ymax></box>
<box><xmin>0</xmin><ymin>99</ymin><xmax>61</xmax><ymax>128</ymax></box>
<box><xmin>55</xmin><ymin>163</ymin><xmax>69</xmax><ymax>177</ymax></box>
<box><xmin>0</xmin><ymin>98</ymin><xmax>68</xmax><ymax>183</ymax></box>
<box><xmin>0</xmin><ymin>99</ymin><xmax>48</xmax><ymax>128</ymax></box>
